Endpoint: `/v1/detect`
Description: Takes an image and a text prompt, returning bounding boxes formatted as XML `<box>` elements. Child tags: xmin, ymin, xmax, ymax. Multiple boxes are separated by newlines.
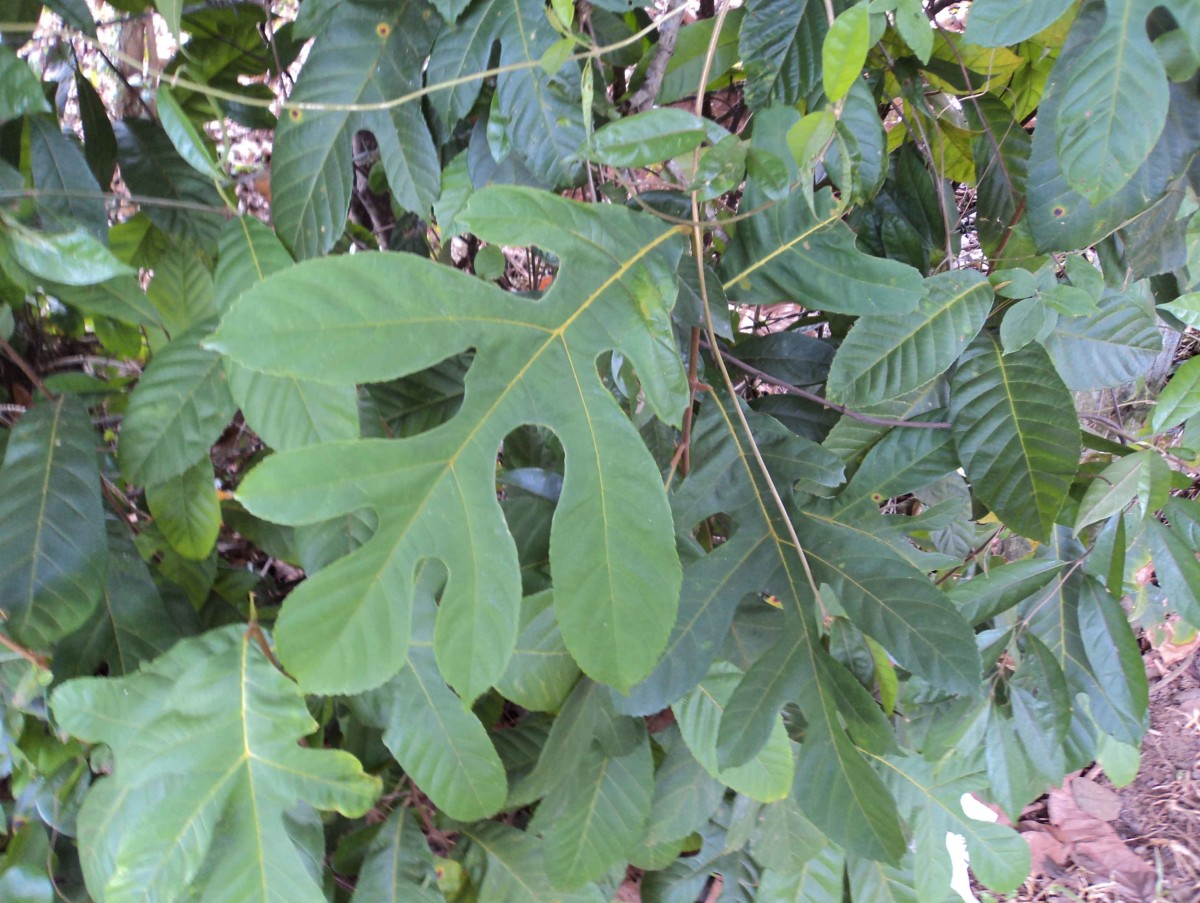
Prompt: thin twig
<box><xmin>0</xmin><ymin>335</ymin><xmax>56</xmax><ymax>400</ymax></box>
<box><xmin>1081</xmin><ymin>413</ymin><xmax>1200</xmax><ymax>476</ymax></box>
<box><xmin>0</xmin><ymin>631</ymin><xmax>50</xmax><ymax>670</ymax></box>
<box><xmin>702</xmin><ymin>338</ymin><xmax>952</xmax><ymax>429</ymax></box>
<box><xmin>627</xmin><ymin>0</ymin><xmax>685</xmax><ymax>111</ymax></box>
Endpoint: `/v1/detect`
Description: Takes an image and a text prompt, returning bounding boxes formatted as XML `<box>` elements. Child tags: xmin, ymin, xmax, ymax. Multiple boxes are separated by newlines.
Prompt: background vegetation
<box><xmin>0</xmin><ymin>0</ymin><xmax>1199</xmax><ymax>899</ymax></box>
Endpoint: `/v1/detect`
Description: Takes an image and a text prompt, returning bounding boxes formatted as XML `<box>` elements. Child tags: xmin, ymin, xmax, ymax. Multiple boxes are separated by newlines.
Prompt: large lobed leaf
<box><xmin>51</xmin><ymin>626</ymin><xmax>381</xmax><ymax>903</ymax></box>
<box><xmin>209</xmin><ymin>187</ymin><xmax>687</xmax><ymax>700</ymax></box>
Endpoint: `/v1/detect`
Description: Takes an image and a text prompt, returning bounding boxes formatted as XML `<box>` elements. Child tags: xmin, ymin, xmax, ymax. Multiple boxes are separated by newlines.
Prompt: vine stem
<box><xmin>704</xmin><ymin>338</ymin><xmax>952</xmax><ymax>429</ymax></box>
<box><xmin>685</xmin><ymin>3</ymin><xmax>828</xmax><ymax>620</ymax></box>
<box><xmin>4</xmin><ymin>4</ymin><xmax>689</xmax><ymax>115</ymax></box>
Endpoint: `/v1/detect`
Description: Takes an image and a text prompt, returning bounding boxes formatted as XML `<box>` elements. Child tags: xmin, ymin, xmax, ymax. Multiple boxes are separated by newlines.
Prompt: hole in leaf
<box><xmin>362</xmin><ymin>351</ymin><xmax>472</xmax><ymax>438</ymax></box>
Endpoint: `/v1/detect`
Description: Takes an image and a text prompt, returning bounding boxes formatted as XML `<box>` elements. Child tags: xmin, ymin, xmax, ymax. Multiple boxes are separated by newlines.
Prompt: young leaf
<box><xmin>964</xmin><ymin>0</ymin><xmax>1075</xmax><ymax>47</ymax></box>
<box><xmin>209</xmin><ymin>188</ymin><xmax>687</xmax><ymax>699</ymax></box>
<box><xmin>822</xmin><ymin>3</ymin><xmax>870</xmax><ymax>103</ymax></box>
<box><xmin>145</xmin><ymin>458</ymin><xmax>221</xmax><ymax>560</ymax></box>
<box><xmin>0</xmin><ymin>395</ymin><xmax>106</xmax><ymax>647</ymax></box>
<box><xmin>949</xmin><ymin>333</ymin><xmax>1079</xmax><ymax>542</ymax></box>
<box><xmin>51</xmin><ymin>626</ymin><xmax>381</xmax><ymax>902</ymax></box>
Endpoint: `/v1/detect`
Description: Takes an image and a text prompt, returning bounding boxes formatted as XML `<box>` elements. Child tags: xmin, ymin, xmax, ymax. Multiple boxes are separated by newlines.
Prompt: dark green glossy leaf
<box><xmin>1040</xmin><ymin>289</ymin><xmax>1161</xmax><ymax>391</ymax></box>
<box><xmin>0</xmin><ymin>47</ymin><xmax>49</xmax><ymax>121</ymax></box>
<box><xmin>272</xmin><ymin>1</ymin><xmax>440</xmax><ymax>258</ymax></box>
<box><xmin>722</xmin><ymin>188</ymin><xmax>924</xmax><ymax>315</ymax></box>
<box><xmin>827</xmin><ymin>270</ymin><xmax>991</xmax><ymax>407</ymax></box>
<box><xmin>949</xmin><ymin>333</ymin><xmax>1079</xmax><ymax>542</ymax></box>
<box><xmin>739</xmin><ymin>0</ymin><xmax>823</xmax><ymax>110</ymax></box>
<box><xmin>26</xmin><ymin>114</ymin><xmax>106</xmax><ymax>238</ymax></box>
<box><xmin>0</xmin><ymin>396</ymin><xmax>105</xmax><ymax>647</ymax></box>
<box><xmin>585</xmin><ymin>108</ymin><xmax>707</xmax><ymax>167</ymax></box>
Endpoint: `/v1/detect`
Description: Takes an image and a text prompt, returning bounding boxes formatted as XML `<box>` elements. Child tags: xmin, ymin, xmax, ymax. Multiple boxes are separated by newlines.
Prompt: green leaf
<box><xmin>0</xmin><ymin>823</ymin><xmax>53</xmax><ymax>901</ymax></box>
<box><xmin>427</xmin><ymin>0</ymin><xmax>587</xmax><ymax>187</ymax></box>
<box><xmin>45</xmin><ymin>276</ymin><xmax>163</xmax><ymax>329</ymax></box>
<box><xmin>146</xmin><ymin>458</ymin><xmax>221</xmax><ymax>560</ymax></box>
<box><xmin>494</xmin><ymin>589</ymin><xmax>581</xmax><ymax>712</ymax></box>
<box><xmin>721</xmin><ymin>188</ymin><xmax>925</xmax><ymax>315</ymax></box>
<box><xmin>214</xmin><ymin>217</ymin><xmax>359</xmax><ymax>450</ymax></box>
<box><xmin>155</xmin><ymin>85</ymin><xmax>222</xmax><ymax>180</ymax></box>
<box><xmin>949</xmin><ymin>333</ymin><xmax>1079</xmax><ymax>542</ymax></box>
<box><xmin>209</xmin><ymin>188</ymin><xmax>686</xmax><ymax>698</ymax></box>
<box><xmin>827</xmin><ymin>270</ymin><xmax>991</xmax><ymax>407</ymax></box>
<box><xmin>1159</xmin><ymin>292</ymin><xmax>1200</xmax><ymax>328</ymax></box>
<box><xmin>460</xmin><ymin>823</ymin><xmax>606</xmax><ymax>903</ymax></box>
<box><xmin>643</xmin><ymin>727</ymin><xmax>725</xmax><ymax>846</ymax></box>
<box><xmin>350</xmin><ymin>809</ymin><xmax>444</xmax><ymax>903</ymax></box>
<box><xmin>372</xmin><ymin>646</ymin><xmax>508</xmax><ymax>820</ymax></box>
<box><xmin>0</xmin><ymin>396</ymin><xmax>105</xmax><ymax>647</ymax></box>
<box><xmin>273</xmin><ymin>1</ymin><xmax>440</xmax><ymax>258</ymax></box>
<box><xmin>1040</xmin><ymin>289</ymin><xmax>1161</xmax><ymax>391</ymax></box>
<box><xmin>1053</xmin><ymin>0</ymin><xmax>1167</xmax><ymax>201</ymax></box>
<box><xmin>155</xmin><ymin>0</ymin><xmax>182</xmax><ymax>37</ymax></box>
<box><xmin>53</xmin><ymin>519</ymin><xmax>186</xmax><ymax>679</ymax></box>
<box><xmin>738</xmin><ymin>0</ymin><xmax>824</xmax><ymax>109</ymax></box>
<box><xmin>538</xmin><ymin>726</ymin><xmax>654</xmax><ymax>889</ymax></box>
<box><xmin>877</xmin><ymin>753</ymin><xmax>1031</xmax><ymax>894</ymax></box>
<box><xmin>893</xmin><ymin>0</ymin><xmax>933</xmax><ymax>62</ymax></box>
<box><xmin>823</xmin><ymin>3</ymin><xmax>870</xmax><ymax>103</ymax></box>
<box><xmin>1074</xmin><ymin>451</ymin><xmax>1149</xmax><ymax>534</ymax></box>
<box><xmin>584</xmin><ymin>108</ymin><xmax>707</xmax><ymax>167</ymax></box>
<box><xmin>797</xmin><ymin>510</ymin><xmax>982</xmax><ymax>696</ymax></box>
<box><xmin>0</xmin><ymin>46</ymin><xmax>50</xmax><ymax>120</ymax></box>
<box><xmin>964</xmin><ymin>0</ymin><xmax>1075</xmax><ymax>47</ymax></box>
<box><xmin>118</xmin><ymin>328</ymin><xmax>237</xmax><ymax>488</ymax></box>
<box><xmin>2</xmin><ymin>218</ymin><xmax>133</xmax><ymax>286</ymax></box>
<box><xmin>51</xmin><ymin>626</ymin><xmax>380</xmax><ymax>903</ymax></box>
<box><xmin>1145</xmin><ymin>518</ymin><xmax>1200</xmax><ymax>628</ymax></box>
<box><xmin>113</xmin><ymin>119</ymin><xmax>225</xmax><ymax>253</ymax></box>
<box><xmin>1152</xmin><ymin>355</ymin><xmax>1200</xmax><ymax>432</ymax></box>
<box><xmin>758</xmin><ymin>848</ymin><xmax>845</xmax><ymax>903</ymax></box>
<box><xmin>1077</xmin><ymin>578</ymin><xmax>1148</xmax><ymax>736</ymax></box>
<box><xmin>26</xmin><ymin>113</ymin><xmax>107</xmax><ymax>238</ymax></box>
<box><xmin>1010</xmin><ymin>633</ymin><xmax>1071</xmax><ymax>782</ymax></box>
<box><xmin>677</xmin><ymin>663</ymin><xmax>794</xmax><ymax>802</ymax></box>
<box><xmin>146</xmin><ymin>246</ymin><xmax>218</xmax><ymax>337</ymax></box>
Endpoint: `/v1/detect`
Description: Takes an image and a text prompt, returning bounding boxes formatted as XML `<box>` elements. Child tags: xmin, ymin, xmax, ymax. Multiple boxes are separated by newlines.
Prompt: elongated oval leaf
<box><xmin>950</xmin><ymin>333</ymin><xmax>1079</xmax><ymax>541</ymax></box>
<box><xmin>584</xmin><ymin>108</ymin><xmax>707</xmax><ymax>167</ymax></box>
<box><xmin>119</xmin><ymin>329</ymin><xmax>237</xmax><ymax>488</ymax></box>
<box><xmin>272</xmin><ymin>2</ymin><xmax>440</xmax><ymax>258</ymax></box>
<box><xmin>964</xmin><ymin>0</ymin><xmax>1075</xmax><ymax>47</ymax></box>
<box><xmin>1053</xmin><ymin>0</ymin><xmax>1167</xmax><ymax>201</ymax></box>
<box><xmin>827</xmin><ymin>270</ymin><xmax>991</xmax><ymax>407</ymax></box>
<box><xmin>822</xmin><ymin>3</ymin><xmax>870</xmax><ymax>102</ymax></box>
<box><xmin>0</xmin><ymin>396</ymin><xmax>105</xmax><ymax>647</ymax></box>
<box><xmin>145</xmin><ymin>458</ymin><xmax>221</xmax><ymax>560</ymax></box>
<box><xmin>1151</xmin><ymin>355</ymin><xmax>1200</xmax><ymax>432</ymax></box>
